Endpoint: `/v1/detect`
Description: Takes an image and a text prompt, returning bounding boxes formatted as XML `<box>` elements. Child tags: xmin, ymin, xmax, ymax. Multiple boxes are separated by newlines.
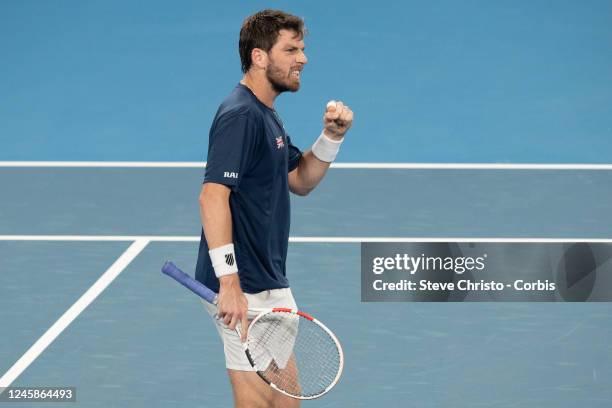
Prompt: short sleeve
<box><xmin>286</xmin><ymin>135</ymin><xmax>302</xmax><ymax>172</ymax></box>
<box><xmin>204</xmin><ymin>113</ymin><xmax>258</xmax><ymax>191</ymax></box>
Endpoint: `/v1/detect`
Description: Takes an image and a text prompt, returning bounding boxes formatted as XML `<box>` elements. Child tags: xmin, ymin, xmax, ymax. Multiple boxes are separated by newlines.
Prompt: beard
<box><xmin>266</xmin><ymin>59</ymin><xmax>300</xmax><ymax>93</ymax></box>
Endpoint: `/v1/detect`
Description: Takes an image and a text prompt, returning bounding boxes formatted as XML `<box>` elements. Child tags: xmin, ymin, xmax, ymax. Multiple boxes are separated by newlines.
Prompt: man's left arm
<box><xmin>288</xmin><ymin>101</ymin><xmax>354</xmax><ymax>196</ymax></box>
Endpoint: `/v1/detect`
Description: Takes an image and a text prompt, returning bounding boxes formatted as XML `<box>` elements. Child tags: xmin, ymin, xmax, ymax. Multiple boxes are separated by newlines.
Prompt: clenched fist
<box><xmin>323</xmin><ymin>100</ymin><xmax>353</xmax><ymax>140</ymax></box>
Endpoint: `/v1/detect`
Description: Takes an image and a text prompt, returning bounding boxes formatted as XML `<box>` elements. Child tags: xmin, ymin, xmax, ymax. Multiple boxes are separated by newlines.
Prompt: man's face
<box><xmin>265</xmin><ymin>29</ymin><xmax>308</xmax><ymax>93</ymax></box>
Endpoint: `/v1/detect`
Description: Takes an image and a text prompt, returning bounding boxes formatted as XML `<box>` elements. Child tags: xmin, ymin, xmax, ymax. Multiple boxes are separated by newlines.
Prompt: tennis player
<box><xmin>195</xmin><ymin>9</ymin><xmax>353</xmax><ymax>408</ymax></box>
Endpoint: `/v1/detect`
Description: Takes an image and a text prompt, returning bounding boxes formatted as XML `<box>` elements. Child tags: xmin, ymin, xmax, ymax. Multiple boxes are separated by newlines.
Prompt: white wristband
<box><xmin>311</xmin><ymin>131</ymin><xmax>344</xmax><ymax>162</ymax></box>
<box><xmin>209</xmin><ymin>243</ymin><xmax>238</xmax><ymax>278</ymax></box>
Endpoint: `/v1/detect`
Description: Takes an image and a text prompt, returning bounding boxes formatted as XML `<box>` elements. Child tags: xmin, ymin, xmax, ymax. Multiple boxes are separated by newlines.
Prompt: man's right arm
<box><xmin>199</xmin><ymin>182</ymin><xmax>249</xmax><ymax>339</ymax></box>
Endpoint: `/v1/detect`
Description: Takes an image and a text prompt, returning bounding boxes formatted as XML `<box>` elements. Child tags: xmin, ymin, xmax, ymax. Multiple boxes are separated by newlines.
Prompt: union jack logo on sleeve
<box><xmin>276</xmin><ymin>136</ymin><xmax>285</xmax><ymax>149</ymax></box>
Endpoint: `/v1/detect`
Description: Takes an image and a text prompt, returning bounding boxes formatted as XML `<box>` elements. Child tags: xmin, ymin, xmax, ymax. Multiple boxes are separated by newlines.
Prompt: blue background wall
<box><xmin>2</xmin><ymin>0</ymin><xmax>611</xmax><ymax>162</ymax></box>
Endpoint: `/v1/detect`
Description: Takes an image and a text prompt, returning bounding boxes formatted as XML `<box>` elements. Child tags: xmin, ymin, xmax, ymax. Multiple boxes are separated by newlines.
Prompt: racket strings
<box><xmin>247</xmin><ymin>311</ymin><xmax>341</xmax><ymax>398</ymax></box>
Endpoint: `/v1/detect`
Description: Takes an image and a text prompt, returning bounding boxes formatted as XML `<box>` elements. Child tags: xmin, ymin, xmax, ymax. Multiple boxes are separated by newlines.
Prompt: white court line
<box><xmin>0</xmin><ymin>161</ymin><xmax>206</xmax><ymax>168</ymax></box>
<box><xmin>0</xmin><ymin>161</ymin><xmax>611</xmax><ymax>170</ymax></box>
<box><xmin>0</xmin><ymin>239</ymin><xmax>149</xmax><ymax>389</ymax></box>
<box><xmin>0</xmin><ymin>235</ymin><xmax>197</xmax><ymax>242</ymax></box>
<box><xmin>0</xmin><ymin>235</ymin><xmax>611</xmax><ymax>243</ymax></box>
<box><xmin>332</xmin><ymin>163</ymin><xmax>612</xmax><ymax>170</ymax></box>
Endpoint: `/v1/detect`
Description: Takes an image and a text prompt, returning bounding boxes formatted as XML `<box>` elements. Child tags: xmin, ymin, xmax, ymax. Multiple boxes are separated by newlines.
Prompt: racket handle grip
<box><xmin>162</xmin><ymin>261</ymin><xmax>218</xmax><ymax>304</ymax></box>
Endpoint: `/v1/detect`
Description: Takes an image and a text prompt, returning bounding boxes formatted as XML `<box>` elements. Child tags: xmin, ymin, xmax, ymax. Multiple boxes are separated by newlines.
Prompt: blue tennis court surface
<box><xmin>1</xmin><ymin>167</ymin><xmax>612</xmax><ymax>237</ymax></box>
<box><xmin>2</xmin><ymin>1</ymin><xmax>612</xmax><ymax>406</ymax></box>
<box><xmin>1</xmin><ymin>166</ymin><xmax>612</xmax><ymax>407</ymax></box>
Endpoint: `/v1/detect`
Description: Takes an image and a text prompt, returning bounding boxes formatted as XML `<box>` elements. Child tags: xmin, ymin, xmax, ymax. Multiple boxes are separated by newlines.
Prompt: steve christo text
<box><xmin>372</xmin><ymin>279</ymin><xmax>556</xmax><ymax>292</ymax></box>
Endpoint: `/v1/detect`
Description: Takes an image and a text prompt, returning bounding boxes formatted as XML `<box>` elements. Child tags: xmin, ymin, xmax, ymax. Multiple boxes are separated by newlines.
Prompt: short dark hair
<box><xmin>239</xmin><ymin>9</ymin><xmax>306</xmax><ymax>73</ymax></box>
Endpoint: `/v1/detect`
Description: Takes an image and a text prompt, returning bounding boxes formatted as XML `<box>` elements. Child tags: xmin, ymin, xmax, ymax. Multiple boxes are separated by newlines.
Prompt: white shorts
<box><xmin>202</xmin><ymin>287</ymin><xmax>297</xmax><ymax>371</ymax></box>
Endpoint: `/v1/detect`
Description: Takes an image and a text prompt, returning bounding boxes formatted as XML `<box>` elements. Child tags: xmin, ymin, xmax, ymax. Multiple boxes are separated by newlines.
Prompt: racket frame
<box><xmin>161</xmin><ymin>261</ymin><xmax>344</xmax><ymax>400</ymax></box>
<box><xmin>241</xmin><ymin>307</ymin><xmax>344</xmax><ymax>400</ymax></box>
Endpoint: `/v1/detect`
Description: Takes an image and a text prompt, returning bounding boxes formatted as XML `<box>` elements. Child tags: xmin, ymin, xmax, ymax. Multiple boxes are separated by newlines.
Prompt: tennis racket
<box><xmin>161</xmin><ymin>261</ymin><xmax>344</xmax><ymax>400</ymax></box>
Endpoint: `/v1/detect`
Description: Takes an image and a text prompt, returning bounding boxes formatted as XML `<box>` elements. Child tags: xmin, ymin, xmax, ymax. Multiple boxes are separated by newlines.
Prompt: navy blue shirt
<box><xmin>195</xmin><ymin>84</ymin><xmax>302</xmax><ymax>294</ymax></box>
